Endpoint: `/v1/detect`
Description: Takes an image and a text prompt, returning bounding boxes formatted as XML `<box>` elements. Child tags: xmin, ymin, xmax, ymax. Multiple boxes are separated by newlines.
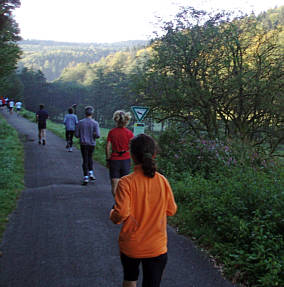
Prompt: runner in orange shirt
<box><xmin>110</xmin><ymin>134</ymin><xmax>177</xmax><ymax>287</ymax></box>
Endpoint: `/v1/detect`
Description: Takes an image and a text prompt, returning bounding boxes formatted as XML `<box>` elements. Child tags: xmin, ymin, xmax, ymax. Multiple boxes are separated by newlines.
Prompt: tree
<box><xmin>18</xmin><ymin>68</ymin><xmax>48</xmax><ymax>111</ymax></box>
<box><xmin>0</xmin><ymin>0</ymin><xmax>21</xmax><ymax>95</ymax></box>
<box><xmin>136</xmin><ymin>7</ymin><xmax>283</xmax><ymax>152</ymax></box>
<box><xmin>4</xmin><ymin>72</ymin><xmax>24</xmax><ymax>100</ymax></box>
<box><xmin>88</xmin><ymin>67</ymin><xmax>132</xmax><ymax>127</ymax></box>
<box><xmin>215</xmin><ymin>16</ymin><xmax>283</xmax><ymax>151</ymax></box>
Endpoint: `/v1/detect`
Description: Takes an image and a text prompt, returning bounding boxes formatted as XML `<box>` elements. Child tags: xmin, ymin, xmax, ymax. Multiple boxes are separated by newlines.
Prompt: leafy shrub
<box><xmin>169</xmin><ymin>166</ymin><xmax>284</xmax><ymax>287</ymax></box>
<box><xmin>157</xmin><ymin>128</ymin><xmax>280</xmax><ymax>179</ymax></box>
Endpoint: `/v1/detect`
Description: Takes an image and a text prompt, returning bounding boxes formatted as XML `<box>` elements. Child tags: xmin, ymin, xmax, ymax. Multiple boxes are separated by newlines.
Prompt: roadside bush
<box><xmin>168</xmin><ymin>164</ymin><xmax>283</xmax><ymax>287</ymax></box>
<box><xmin>157</xmin><ymin>128</ymin><xmax>279</xmax><ymax>179</ymax></box>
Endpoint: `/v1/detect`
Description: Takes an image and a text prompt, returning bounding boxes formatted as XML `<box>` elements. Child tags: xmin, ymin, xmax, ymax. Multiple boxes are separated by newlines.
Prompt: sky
<box><xmin>14</xmin><ymin>0</ymin><xmax>283</xmax><ymax>43</ymax></box>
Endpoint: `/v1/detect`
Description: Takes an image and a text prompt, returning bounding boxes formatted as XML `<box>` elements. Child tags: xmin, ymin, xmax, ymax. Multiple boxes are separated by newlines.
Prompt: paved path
<box><xmin>0</xmin><ymin>111</ymin><xmax>236</xmax><ymax>287</ymax></box>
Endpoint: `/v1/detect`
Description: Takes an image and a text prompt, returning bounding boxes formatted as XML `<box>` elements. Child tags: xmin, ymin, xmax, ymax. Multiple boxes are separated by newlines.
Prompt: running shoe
<box><xmin>68</xmin><ymin>147</ymin><xmax>72</xmax><ymax>152</ymax></box>
<box><xmin>89</xmin><ymin>171</ymin><xmax>96</xmax><ymax>180</ymax></box>
<box><xmin>42</xmin><ymin>140</ymin><xmax>46</xmax><ymax>146</ymax></box>
<box><xmin>82</xmin><ymin>176</ymin><xmax>89</xmax><ymax>185</ymax></box>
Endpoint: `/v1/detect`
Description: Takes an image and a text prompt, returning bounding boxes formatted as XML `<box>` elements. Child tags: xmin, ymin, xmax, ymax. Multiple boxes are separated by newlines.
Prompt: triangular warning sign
<box><xmin>131</xmin><ymin>106</ymin><xmax>149</xmax><ymax>122</ymax></box>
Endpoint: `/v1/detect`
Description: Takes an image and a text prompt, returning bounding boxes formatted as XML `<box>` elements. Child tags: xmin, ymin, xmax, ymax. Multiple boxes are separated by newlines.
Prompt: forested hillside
<box><xmin>10</xmin><ymin>7</ymin><xmax>283</xmax><ymax>138</ymax></box>
<box><xmin>18</xmin><ymin>40</ymin><xmax>148</xmax><ymax>81</ymax></box>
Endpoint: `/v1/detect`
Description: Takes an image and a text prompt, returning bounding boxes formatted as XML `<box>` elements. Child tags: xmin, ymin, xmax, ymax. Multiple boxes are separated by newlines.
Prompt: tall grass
<box><xmin>0</xmin><ymin>115</ymin><xmax>24</xmax><ymax>242</ymax></box>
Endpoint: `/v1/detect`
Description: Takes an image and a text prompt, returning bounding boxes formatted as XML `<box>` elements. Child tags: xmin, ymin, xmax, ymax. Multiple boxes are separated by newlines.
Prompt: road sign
<box><xmin>131</xmin><ymin>106</ymin><xmax>149</xmax><ymax>122</ymax></box>
<box><xmin>133</xmin><ymin>122</ymin><xmax>145</xmax><ymax>136</ymax></box>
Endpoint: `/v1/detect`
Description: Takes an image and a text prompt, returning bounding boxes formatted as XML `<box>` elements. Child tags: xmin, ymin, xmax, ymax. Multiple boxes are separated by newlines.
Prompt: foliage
<box><xmin>7</xmin><ymin>68</ymin><xmax>91</xmax><ymax>121</ymax></box>
<box><xmin>4</xmin><ymin>44</ymin><xmax>149</xmax><ymax>127</ymax></box>
<box><xmin>9</xmin><ymin>46</ymin><xmax>148</xmax><ymax>128</ymax></box>
<box><xmin>157</xmin><ymin>128</ymin><xmax>280</xmax><ymax>180</ymax></box>
<box><xmin>258</xmin><ymin>6</ymin><xmax>284</xmax><ymax>30</ymax></box>
<box><xmin>9</xmin><ymin>7</ymin><xmax>283</xmax><ymax>142</ymax></box>
<box><xmin>169</xmin><ymin>166</ymin><xmax>283</xmax><ymax>287</ymax></box>
<box><xmin>136</xmin><ymin>7</ymin><xmax>284</xmax><ymax>154</ymax></box>
<box><xmin>0</xmin><ymin>0</ymin><xmax>22</xmax><ymax>95</ymax></box>
<box><xmin>0</xmin><ymin>114</ymin><xmax>24</xmax><ymax>241</ymax></box>
<box><xmin>18</xmin><ymin>40</ymin><xmax>148</xmax><ymax>81</ymax></box>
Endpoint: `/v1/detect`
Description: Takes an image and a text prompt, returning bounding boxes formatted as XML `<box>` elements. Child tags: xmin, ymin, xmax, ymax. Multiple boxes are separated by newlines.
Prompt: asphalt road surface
<box><xmin>0</xmin><ymin>110</ymin><xmax>237</xmax><ymax>287</ymax></box>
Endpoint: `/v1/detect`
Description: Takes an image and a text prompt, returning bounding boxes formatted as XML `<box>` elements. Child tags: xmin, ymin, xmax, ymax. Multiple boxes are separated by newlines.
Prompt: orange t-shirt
<box><xmin>110</xmin><ymin>165</ymin><xmax>177</xmax><ymax>258</ymax></box>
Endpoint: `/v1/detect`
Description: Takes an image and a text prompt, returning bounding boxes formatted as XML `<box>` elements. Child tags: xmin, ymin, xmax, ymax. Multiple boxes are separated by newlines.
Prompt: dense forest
<box><xmin>18</xmin><ymin>39</ymin><xmax>148</xmax><ymax>81</ymax></box>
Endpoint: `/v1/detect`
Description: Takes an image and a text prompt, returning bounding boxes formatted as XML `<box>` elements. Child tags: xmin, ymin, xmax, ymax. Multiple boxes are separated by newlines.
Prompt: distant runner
<box><xmin>15</xmin><ymin>101</ymin><xmax>22</xmax><ymax>116</ymax></box>
<box><xmin>63</xmin><ymin>107</ymin><xmax>78</xmax><ymax>152</ymax></box>
<box><xmin>8</xmin><ymin>100</ymin><xmax>14</xmax><ymax>114</ymax></box>
<box><xmin>36</xmin><ymin>104</ymin><xmax>49</xmax><ymax>145</ymax></box>
<box><xmin>5</xmin><ymin>98</ymin><xmax>9</xmax><ymax>111</ymax></box>
<box><xmin>75</xmin><ymin>106</ymin><xmax>100</xmax><ymax>185</ymax></box>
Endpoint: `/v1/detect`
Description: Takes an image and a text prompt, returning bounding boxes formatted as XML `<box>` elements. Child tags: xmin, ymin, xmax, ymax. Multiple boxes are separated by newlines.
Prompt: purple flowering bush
<box><xmin>157</xmin><ymin>128</ymin><xmax>278</xmax><ymax>179</ymax></box>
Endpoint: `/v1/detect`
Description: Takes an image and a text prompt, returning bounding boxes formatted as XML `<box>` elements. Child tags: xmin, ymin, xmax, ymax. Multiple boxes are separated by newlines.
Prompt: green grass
<box><xmin>0</xmin><ymin>115</ymin><xmax>24</xmax><ymax>242</ymax></box>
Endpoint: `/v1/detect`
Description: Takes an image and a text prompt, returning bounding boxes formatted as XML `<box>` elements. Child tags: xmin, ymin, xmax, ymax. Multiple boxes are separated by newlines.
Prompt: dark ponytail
<box><xmin>130</xmin><ymin>134</ymin><xmax>157</xmax><ymax>178</ymax></box>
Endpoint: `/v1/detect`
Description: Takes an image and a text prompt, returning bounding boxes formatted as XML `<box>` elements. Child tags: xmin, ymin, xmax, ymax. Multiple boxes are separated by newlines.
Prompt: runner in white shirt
<box><xmin>8</xmin><ymin>100</ymin><xmax>14</xmax><ymax>114</ymax></box>
<box><xmin>15</xmin><ymin>101</ymin><xmax>22</xmax><ymax>116</ymax></box>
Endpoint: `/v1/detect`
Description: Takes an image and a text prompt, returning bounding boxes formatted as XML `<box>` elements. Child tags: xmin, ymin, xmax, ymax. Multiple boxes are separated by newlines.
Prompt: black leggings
<box><xmin>120</xmin><ymin>252</ymin><xmax>168</xmax><ymax>287</ymax></box>
<box><xmin>65</xmin><ymin>130</ymin><xmax>75</xmax><ymax>147</ymax></box>
<box><xmin>80</xmin><ymin>145</ymin><xmax>94</xmax><ymax>176</ymax></box>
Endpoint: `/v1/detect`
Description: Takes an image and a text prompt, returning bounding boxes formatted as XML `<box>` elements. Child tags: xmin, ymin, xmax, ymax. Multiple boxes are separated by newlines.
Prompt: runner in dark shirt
<box><xmin>36</xmin><ymin>104</ymin><xmax>49</xmax><ymax>145</ymax></box>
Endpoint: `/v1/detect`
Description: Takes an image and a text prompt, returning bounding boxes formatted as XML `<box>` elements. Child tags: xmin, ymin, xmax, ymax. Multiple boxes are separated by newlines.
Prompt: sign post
<box><xmin>133</xmin><ymin>122</ymin><xmax>145</xmax><ymax>136</ymax></box>
<box><xmin>131</xmin><ymin>106</ymin><xmax>149</xmax><ymax>136</ymax></box>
